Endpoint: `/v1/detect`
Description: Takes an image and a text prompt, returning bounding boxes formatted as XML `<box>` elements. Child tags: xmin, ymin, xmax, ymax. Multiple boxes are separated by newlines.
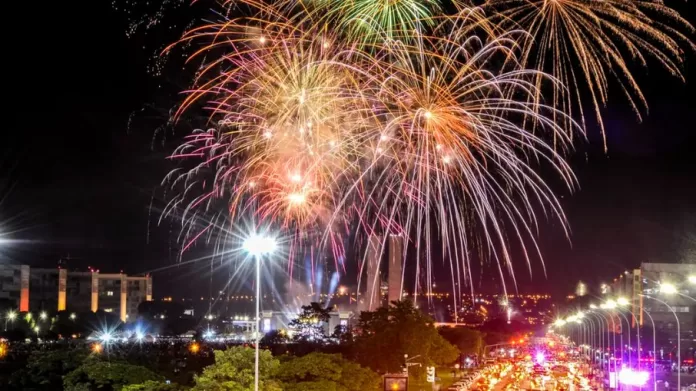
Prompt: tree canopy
<box><xmin>121</xmin><ymin>381</ymin><xmax>186</xmax><ymax>391</ymax></box>
<box><xmin>289</xmin><ymin>302</ymin><xmax>331</xmax><ymax>342</ymax></box>
<box><xmin>63</xmin><ymin>361</ymin><xmax>163</xmax><ymax>391</ymax></box>
<box><xmin>192</xmin><ymin>346</ymin><xmax>282</xmax><ymax>391</ymax></box>
<box><xmin>9</xmin><ymin>348</ymin><xmax>90</xmax><ymax>390</ymax></box>
<box><xmin>276</xmin><ymin>352</ymin><xmax>380</xmax><ymax>391</ymax></box>
<box><xmin>438</xmin><ymin>327</ymin><xmax>484</xmax><ymax>356</ymax></box>
<box><xmin>352</xmin><ymin>300</ymin><xmax>459</xmax><ymax>373</ymax></box>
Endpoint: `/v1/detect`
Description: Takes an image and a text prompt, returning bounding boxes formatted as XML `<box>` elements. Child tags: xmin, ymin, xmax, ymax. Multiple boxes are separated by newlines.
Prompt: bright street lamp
<box><xmin>243</xmin><ymin>233</ymin><xmax>277</xmax><ymax>391</ymax></box>
<box><xmin>689</xmin><ymin>275</ymin><xmax>696</xmax><ymax>284</ymax></box>
<box><xmin>659</xmin><ymin>283</ymin><xmax>678</xmax><ymax>295</ymax></box>
<box><xmin>39</xmin><ymin>311</ymin><xmax>47</xmax><ymax>321</ymax></box>
<box><xmin>4</xmin><ymin>311</ymin><xmax>16</xmax><ymax>331</ymax></box>
<box><xmin>617</xmin><ymin>297</ymin><xmax>630</xmax><ymax>306</ymax></box>
<box><xmin>70</xmin><ymin>313</ymin><xmax>76</xmax><ymax>320</ymax></box>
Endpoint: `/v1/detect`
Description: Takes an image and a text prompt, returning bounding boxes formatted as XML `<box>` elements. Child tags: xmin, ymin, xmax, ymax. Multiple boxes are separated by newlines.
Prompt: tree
<box><xmin>193</xmin><ymin>346</ymin><xmax>282</xmax><ymax>391</ymax></box>
<box><xmin>352</xmin><ymin>300</ymin><xmax>459</xmax><ymax>374</ymax></box>
<box><xmin>261</xmin><ymin>330</ymin><xmax>288</xmax><ymax>347</ymax></box>
<box><xmin>121</xmin><ymin>381</ymin><xmax>187</xmax><ymax>391</ymax></box>
<box><xmin>63</xmin><ymin>361</ymin><xmax>163</xmax><ymax>391</ymax></box>
<box><xmin>9</xmin><ymin>348</ymin><xmax>89</xmax><ymax>390</ymax></box>
<box><xmin>276</xmin><ymin>352</ymin><xmax>381</xmax><ymax>391</ymax></box>
<box><xmin>438</xmin><ymin>327</ymin><xmax>484</xmax><ymax>357</ymax></box>
<box><xmin>289</xmin><ymin>302</ymin><xmax>331</xmax><ymax>342</ymax></box>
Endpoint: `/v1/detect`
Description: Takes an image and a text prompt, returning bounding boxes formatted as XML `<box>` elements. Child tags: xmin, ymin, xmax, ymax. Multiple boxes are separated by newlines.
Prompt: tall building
<box><xmin>610</xmin><ymin>263</ymin><xmax>696</xmax><ymax>360</ymax></box>
<box><xmin>387</xmin><ymin>235</ymin><xmax>404</xmax><ymax>304</ymax></box>
<box><xmin>0</xmin><ymin>264</ymin><xmax>152</xmax><ymax>322</ymax></box>
<box><xmin>362</xmin><ymin>234</ymin><xmax>382</xmax><ymax>311</ymax></box>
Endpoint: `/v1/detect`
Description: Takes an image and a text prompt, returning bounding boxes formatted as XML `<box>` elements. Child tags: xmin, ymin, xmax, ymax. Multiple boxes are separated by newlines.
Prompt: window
<box><xmin>104</xmin><ymin>308</ymin><xmax>113</xmax><ymax>313</ymax></box>
<box><xmin>106</xmin><ymin>291</ymin><xmax>114</xmax><ymax>296</ymax></box>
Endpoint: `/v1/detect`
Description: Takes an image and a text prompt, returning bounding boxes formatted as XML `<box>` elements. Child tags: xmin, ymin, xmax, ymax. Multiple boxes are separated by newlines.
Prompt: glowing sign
<box><xmin>618</xmin><ymin>368</ymin><xmax>649</xmax><ymax>386</ymax></box>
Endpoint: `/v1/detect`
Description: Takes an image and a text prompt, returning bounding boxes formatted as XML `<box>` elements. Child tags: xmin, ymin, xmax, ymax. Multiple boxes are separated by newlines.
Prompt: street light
<box><xmin>243</xmin><ymin>233</ymin><xmax>277</xmax><ymax>391</ymax></box>
<box><xmin>659</xmin><ymin>283</ymin><xmax>678</xmax><ymax>295</ymax></box>
<box><xmin>642</xmin><ymin>294</ymin><xmax>681</xmax><ymax>391</ymax></box>
<box><xmin>70</xmin><ymin>313</ymin><xmax>76</xmax><ymax>321</ymax></box>
<box><xmin>39</xmin><ymin>311</ymin><xmax>47</xmax><ymax>321</ymax></box>
<box><xmin>4</xmin><ymin>311</ymin><xmax>17</xmax><ymax>331</ymax></box>
<box><xmin>689</xmin><ymin>275</ymin><xmax>696</xmax><ymax>285</ymax></box>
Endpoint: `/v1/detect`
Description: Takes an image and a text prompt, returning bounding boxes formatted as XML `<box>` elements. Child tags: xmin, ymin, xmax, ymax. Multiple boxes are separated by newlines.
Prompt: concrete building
<box><xmin>611</xmin><ymin>262</ymin><xmax>696</xmax><ymax>361</ymax></box>
<box><xmin>387</xmin><ymin>235</ymin><xmax>404</xmax><ymax>304</ymax></box>
<box><xmin>0</xmin><ymin>264</ymin><xmax>152</xmax><ymax>322</ymax></box>
<box><xmin>362</xmin><ymin>234</ymin><xmax>382</xmax><ymax>311</ymax></box>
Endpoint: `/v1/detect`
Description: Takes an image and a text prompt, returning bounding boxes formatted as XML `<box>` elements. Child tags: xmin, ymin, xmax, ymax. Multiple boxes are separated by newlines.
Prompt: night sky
<box><xmin>2</xmin><ymin>1</ymin><xmax>695</xmax><ymax>299</ymax></box>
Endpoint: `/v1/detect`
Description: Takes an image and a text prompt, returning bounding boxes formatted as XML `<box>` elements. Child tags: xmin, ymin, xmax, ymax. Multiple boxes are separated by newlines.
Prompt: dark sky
<box><xmin>2</xmin><ymin>1</ymin><xmax>695</xmax><ymax>298</ymax></box>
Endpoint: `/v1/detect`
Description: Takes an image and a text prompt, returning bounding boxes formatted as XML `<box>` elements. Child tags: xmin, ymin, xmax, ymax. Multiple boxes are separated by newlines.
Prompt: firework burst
<box><xmin>163</xmin><ymin>3</ymin><xmax>581</xmax><ymax>302</ymax></box>
<box><xmin>485</xmin><ymin>0</ymin><xmax>695</xmax><ymax>149</ymax></box>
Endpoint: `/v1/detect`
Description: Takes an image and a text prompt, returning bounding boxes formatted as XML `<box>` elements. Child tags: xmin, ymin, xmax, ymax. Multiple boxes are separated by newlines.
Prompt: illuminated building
<box><xmin>0</xmin><ymin>264</ymin><xmax>152</xmax><ymax>322</ymax></box>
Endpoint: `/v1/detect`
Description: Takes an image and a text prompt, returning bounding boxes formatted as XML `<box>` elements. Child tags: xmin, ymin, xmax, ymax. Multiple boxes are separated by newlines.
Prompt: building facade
<box><xmin>610</xmin><ymin>263</ymin><xmax>696</xmax><ymax>362</ymax></box>
<box><xmin>0</xmin><ymin>264</ymin><xmax>152</xmax><ymax>322</ymax></box>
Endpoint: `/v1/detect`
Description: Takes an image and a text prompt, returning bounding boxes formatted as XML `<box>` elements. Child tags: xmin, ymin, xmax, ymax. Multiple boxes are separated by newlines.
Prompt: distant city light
<box><xmin>575</xmin><ymin>281</ymin><xmax>587</xmax><ymax>297</ymax></box>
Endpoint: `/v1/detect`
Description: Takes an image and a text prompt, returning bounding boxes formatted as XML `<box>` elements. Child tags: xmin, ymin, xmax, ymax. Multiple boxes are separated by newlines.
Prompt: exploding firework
<box><xmin>163</xmin><ymin>3</ymin><xmax>580</xmax><ymax>304</ymax></box>
<box><xmin>485</xmin><ymin>0</ymin><xmax>695</xmax><ymax>149</ymax></box>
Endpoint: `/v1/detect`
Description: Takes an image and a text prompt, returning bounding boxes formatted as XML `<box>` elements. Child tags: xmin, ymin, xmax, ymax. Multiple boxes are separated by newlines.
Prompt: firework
<box><xmin>485</xmin><ymin>0</ymin><xmax>695</xmax><ymax>149</ymax></box>
<box><xmin>163</xmin><ymin>4</ymin><xmax>580</xmax><ymax>303</ymax></box>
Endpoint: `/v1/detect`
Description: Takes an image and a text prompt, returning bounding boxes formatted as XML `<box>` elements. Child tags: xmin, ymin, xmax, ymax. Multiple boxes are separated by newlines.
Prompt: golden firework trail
<box><xmin>485</xmin><ymin>0</ymin><xmax>695</xmax><ymax>150</ymax></box>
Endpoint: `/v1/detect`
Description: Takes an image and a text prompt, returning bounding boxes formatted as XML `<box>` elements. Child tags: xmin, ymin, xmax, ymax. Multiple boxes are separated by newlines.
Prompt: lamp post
<box><xmin>243</xmin><ymin>233</ymin><xmax>277</xmax><ymax>391</ymax></box>
<box><xmin>641</xmin><ymin>294</ymin><xmax>680</xmax><ymax>391</ymax></box>
<box><xmin>599</xmin><ymin>303</ymin><xmax>619</xmax><ymax>376</ymax></box>
<box><xmin>590</xmin><ymin>310</ymin><xmax>611</xmax><ymax>372</ymax></box>
<box><xmin>4</xmin><ymin>310</ymin><xmax>16</xmax><ymax>331</ymax></box>
<box><xmin>639</xmin><ymin>307</ymin><xmax>657</xmax><ymax>391</ymax></box>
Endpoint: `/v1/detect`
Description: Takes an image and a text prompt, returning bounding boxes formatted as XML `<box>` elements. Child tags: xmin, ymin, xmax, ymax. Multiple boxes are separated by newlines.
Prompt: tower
<box><xmin>363</xmin><ymin>234</ymin><xmax>382</xmax><ymax>311</ymax></box>
<box><xmin>387</xmin><ymin>235</ymin><xmax>404</xmax><ymax>304</ymax></box>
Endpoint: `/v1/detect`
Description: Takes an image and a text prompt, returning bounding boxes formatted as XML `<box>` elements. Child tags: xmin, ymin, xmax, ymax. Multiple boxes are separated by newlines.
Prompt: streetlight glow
<box><xmin>688</xmin><ymin>275</ymin><xmax>696</xmax><ymax>284</ymax></box>
<box><xmin>660</xmin><ymin>283</ymin><xmax>678</xmax><ymax>295</ymax></box>
<box><xmin>243</xmin><ymin>234</ymin><xmax>277</xmax><ymax>257</ymax></box>
<box><xmin>39</xmin><ymin>311</ymin><xmax>47</xmax><ymax>320</ymax></box>
<box><xmin>617</xmin><ymin>297</ymin><xmax>630</xmax><ymax>306</ymax></box>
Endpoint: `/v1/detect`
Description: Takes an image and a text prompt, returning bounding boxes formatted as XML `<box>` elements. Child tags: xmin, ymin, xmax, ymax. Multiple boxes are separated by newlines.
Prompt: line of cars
<box><xmin>448</xmin><ymin>363</ymin><xmax>514</xmax><ymax>391</ymax></box>
<box><xmin>447</xmin><ymin>371</ymin><xmax>481</xmax><ymax>391</ymax></box>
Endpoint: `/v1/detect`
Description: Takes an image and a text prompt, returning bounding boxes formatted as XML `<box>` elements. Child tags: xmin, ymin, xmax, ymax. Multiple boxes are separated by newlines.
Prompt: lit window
<box><xmin>107</xmin><ymin>291</ymin><xmax>114</xmax><ymax>296</ymax></box>
<box><xmin>104</xmin><ymin>308</ymin><xmax>113</xmax><ymax>313</ymax></box>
